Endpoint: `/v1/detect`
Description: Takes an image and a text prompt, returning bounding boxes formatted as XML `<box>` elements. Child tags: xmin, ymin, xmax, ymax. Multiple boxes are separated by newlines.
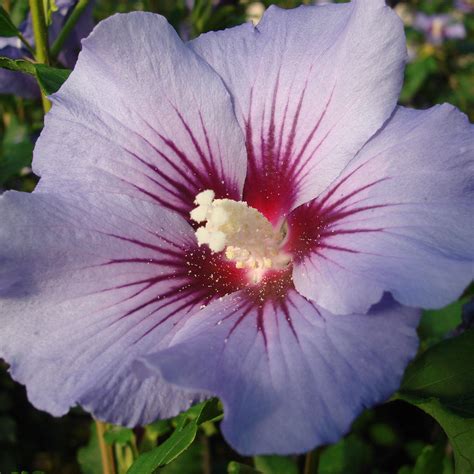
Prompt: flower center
<box><xmin>190</xmin><ymin>190</ymin><xmax>290</xmax><ymax>280</ymax></box>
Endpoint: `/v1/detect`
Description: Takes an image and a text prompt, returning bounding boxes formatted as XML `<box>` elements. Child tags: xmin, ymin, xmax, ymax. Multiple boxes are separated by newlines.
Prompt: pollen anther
<box><xmin>191</xmin><ymin>190</ymin><xmax>290</xmax><ymax>274</ymax></box>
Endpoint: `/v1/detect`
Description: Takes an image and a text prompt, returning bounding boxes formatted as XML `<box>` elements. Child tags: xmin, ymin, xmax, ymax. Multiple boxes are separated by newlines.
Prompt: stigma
<box><xmin>190</xmin><ymin>190</ymin><xmax>290</xmax><ymax>279</ymax></box>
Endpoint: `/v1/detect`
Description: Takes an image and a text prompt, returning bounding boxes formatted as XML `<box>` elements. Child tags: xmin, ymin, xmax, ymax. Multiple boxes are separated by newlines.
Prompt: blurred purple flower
<box><xmin>413</xmin><ymin>12</ymin><xmax>466</xmax><ymax>45</ymax></box>
<box><xmin>455</xmin><ymin>0</ymin><xmax>473</xmax><ymax>13</ymax></box>
<box><xmin>0</xmin><ymin>0</ymin><xmax>94</xmax><ymax>98</ymax></box>
<box><xmin>0</xmin><ymin>36</ymin><xmax>38</xmax><ymax>98</ymax></box>
<box><xmin>0</xmin><ymin>1</ymin><xmax>473</xmax><ymax>455</ymax></box>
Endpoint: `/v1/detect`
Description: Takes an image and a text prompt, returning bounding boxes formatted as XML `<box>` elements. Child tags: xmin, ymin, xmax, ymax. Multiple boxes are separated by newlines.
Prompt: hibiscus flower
<box><xmin>0</xmin><ymin>0</ymin><xmax>472</xmax><ymax>455</ymax></box>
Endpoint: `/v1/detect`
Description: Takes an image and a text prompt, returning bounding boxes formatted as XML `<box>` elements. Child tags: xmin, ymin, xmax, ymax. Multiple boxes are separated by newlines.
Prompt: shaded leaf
<box><xmin>0</xmin><ymin>141</ymin><xmax>31</xmax><ymax>185</ymax></box>
<box><xmin>77</xmin><ymin>422</ymin><xmax>102</xmax><ymax>474</ymax></box>
<box><xmin>34</xmin><ymin>63</ymin><xmax>71</xmax><ymax>95</ymax></box>
<box><xmin>172</xmin><ymin>398</ymin><xmax>221</xmax><ymax>430</ymax></box>
<box><xmin>9</xmin><ymin>0</ymin><xmax>29</xmax><ymax>26</ymax></box>
<box><xmin>104</xmin><ymin>426</ymin><xmax>135</xmax><ymax>446</ymax></box>
<box><xmin>0</xmin><ymin>6</ymin><xmax>19</xmax><ymax>37</ymax></box>
<box><xmin>400</xmin><ymin>56</ymin><xmax>438</xmax><ymax>103</ymax></box>
<box><xmin>228</xmin><ymin>461</ymin><xmax>262</xmax><ymax>474</ymax></box>
<box><xmin>0</xmin><ymin>116</ymin><xmax>33</xmax><ymax>185</ymax></box>
<box><xmin>127</xmin><ymin>422</ymin><xmax>198</xmax><ymax>474</ymax></box>
<box><xmin>399</xmin><ymin>330</ymin><xmax>474</xmax><ymax>474</ymax></box>
<box><xmin>254</xmin><ymin>455</ymin><xmax>298</xmax><ymax>474</ymax></box>
<box><xmin>405</xmin><ymin>440</ymin><xmax>428</xmax><ymax>461</ymax></box>
<box><xmin>140</xmin><ymin>420</ymin><xmax>171</xmax><ymax>453</ymax></box>
<box><xmin>128</xmin><ymin>399</ymin><xmax>223</xmax><ymax>473</ymax></box>
<box><xmin>407</xmin><ymin>400</ymin><xmax>472</xmax><ymax>474</ymax></box>
<box><xmin>0</xmin><ymin>415</ymin><xmax>16</xmax><ymax>443</ymax></box>
<box><xmin>318</xmin><ymin>434</ymin><xmax>372</xmax><ymax>474</ymax></box>
<box><xmin>401</xmin><ymin>329</ymin><xmax>474</xmax><ymax>417</ymax></box>
<box><xmin>419</xmin><ymin>299</ymin><xmax>466</xmax><ymax>348</ymax></box>
<box><xmin>196</xmin><ymin>397</ymin><xmax>222</xmax><ymax>424</ymax></box>
<box><xmin>369</xmin><ymin>423</ymin><xmax>399</xmax><ymax>447</ymax></box>
<box><xmin>159</xmin><ymin>440</ymin><xmax>203</xmax><ymax>474</ymax></box>
<box><xmin>412</xmin><ymin>444</ymin><xmax>446</xmax><ymax>474</ymax></box>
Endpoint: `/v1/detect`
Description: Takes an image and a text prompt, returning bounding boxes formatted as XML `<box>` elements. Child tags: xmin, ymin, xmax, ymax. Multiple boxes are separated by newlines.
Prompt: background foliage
<box><xmin>0</xmin><ymin>0</ymin><xmax>473</xmax><ymax>473</ymax></box>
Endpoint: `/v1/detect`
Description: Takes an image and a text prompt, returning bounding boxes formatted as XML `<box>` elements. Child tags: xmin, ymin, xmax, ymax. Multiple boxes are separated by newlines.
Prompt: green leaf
<box><xmin>400</xmin><ymin>56</ymin><xmax>438</xmax><ymax>103</ymax></box>
<box><xmin>253</xmin><ymin>455</ymin><xmax>298</xmax><ymax>474</ymax></box>
<box><xmin>128</xmin><ymin>399</ymin><xmax>223</xmax><ymax>473</ymax></box>
<box><xmin>9</xmin><ymin>0</ymin><xmax>29</xmax><ymax>27</ymax></box>
<box><xmin>159</xmin><ymin>440</ymin><xmax>203</xmax><ymax>474</ymax></box>
<box><xmin>171</xmin><ymin>398</ymin><xmax>221</xmax><ymax>429</ymax></box>
<box><xmin>409</xmin><ymin>400</ymin><xmax>472</xmax><ymax>474</ymax></box>
<box><xmin>104</xmin><ymin>426</ymin><xmax>135</xmax><ymax>445</ymax></box>
<box><xmin>399</xmin><ymin>330</ymin><xmax>474</xmax><ymax>473</ymax></box>
<box><xmin>0</xmin><ymin>57</ymin><xmax>35</xmax><ymax>75</ymax></box>
<box><xmin>368</xmin><ymin>422</ymin><xmax>399</xmax><ymax>447</ymax></box>
<box><xmin>400</xmin><ymin>329</ymin><xmax>474</xmax><ymax>417</ymax></box>
<box><xmin>411</xmin><ymin>444</ymin><xmax>446</xmax><ymax>474</ymax></box>
<box><xmin>0</xmin><ymin>116</ymin><xmax>33</xmax><ymax>185</ymax></box>
<box><xmin>0</xmin><ymin>6</ymin><xmax>19</xmax><ymax>37</ymax></box>
<box><xmin>228</xmin><ymin>462</ymin><xmax>262</xmax><ymax>474</ymax></box>
<box><xmin>318</xmin><ymin>434</ymin><xmax>372</xmax><ymax>474</ymax></box>
<box><xmin>195</xmin><ymin>397</ymin><xmax>222</xmax><ymax>424</ymax></box>
<box><xmin>0</xmin><ymin>58</ymin><xmax>71</xmax><ymax>95</ymax></box>
<box><xmin>77</xmin><ymin>422</ymin><xmax>102</xmax><ymax>474</ymax></box>
<box><xmin>34</xmin><ymin>63</ymin><xmax>71</xmax><ymax>95</ymax></box>
<box><xmin>0</xmin><ymin>415</ymin><xmax>16</xmax><ymax>443</ymax></box>
<box><xmin>140</xmin><ymin>420</ymin><xmax>171</xmax><ymax>453</ymax></box>
<box><xmin>127</xmin><ymin>422</ymin><xmax>198</xmax><ymax>474</ymax></box>
<box><xmin>405</xmin><ymin>440</ymin><xmax>428</xmax><ymax>461</ymax></box>
<box><xmin>419</xmin><ymin>299</ymin><xmax>466</xmax><ymax>348</ymax></box>
<box><xmin>0</xmin><ymin>143</ymin><xmax>32</xmax><ymax>185</ymax></box>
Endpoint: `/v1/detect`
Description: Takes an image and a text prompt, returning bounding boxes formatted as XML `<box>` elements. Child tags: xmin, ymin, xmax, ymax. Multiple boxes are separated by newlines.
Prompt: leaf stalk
<box><xmin>51</xmin><ymin>0</ymin><xmax>90</xmax><ymax>58</ymax></box>
<box><xmin>28</xmin><ymin>0</ymin><xmax>51</xmax><ymax>112</ymax></box>
<box><xmin>96</xmin><ymin>420</ymin><xmax>117</xmax><ymax>474</ymax></box>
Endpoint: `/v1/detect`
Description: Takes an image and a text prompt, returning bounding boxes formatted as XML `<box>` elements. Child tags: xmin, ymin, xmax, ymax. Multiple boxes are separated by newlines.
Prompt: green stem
<box><xmin>51</xmin><ymin>0</ymin><xmax>90</xmax><ymax>58</ymax></box>
<box><xmin>304</xmin><ymin>446</ymin><xmax>324</xmax><ymax>474</ymax></box>
<box><xmin>130</xmin><ymin>436</ymin><xmax>139</xmax><ymax>461</ymax></box>
<box><xmin>95</xmin><ymin>420</ymin><xmax>117</xmax><ymax>474</ymax></box>
<box><xmin>201</xmin><ymin>433</ymin><xmax>211</xmax><ymax>474</ymax></box>
<box><xmin>28</xmin><ymin>0</ymin><xmax>49</xmax><ymax>64</ymax></box>
<box><xmin>304</xmin><ymin>450</ymin><xmax>313</xmax><ymax>474</ymax></box>
<box><xmin>17</xmin><ymin>30</ymin><xmax>35</xmax><ymax>56</ymax></box>
<box><xmin>28</xmin><ymin>0</ymin><xmax>51</xmax><ymax>112</ymax></box>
